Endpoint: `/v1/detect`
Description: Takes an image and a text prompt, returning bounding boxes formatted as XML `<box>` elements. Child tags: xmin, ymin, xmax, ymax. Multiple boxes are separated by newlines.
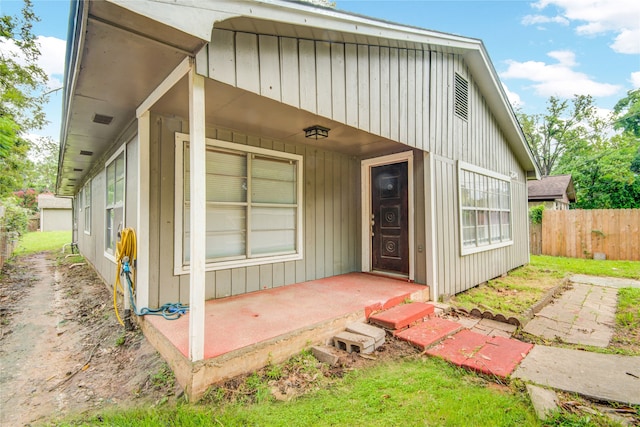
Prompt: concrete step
<box><xmin>369</xmin><ymin>302</ymin><xmax>434</xmax><ymax>330</ymax></box>
<box><xmin>346</xmin><ymin>322</ymin><xmax>386</xmax><ymax>349</ymax></box>
<box><xmin>395</xmin><ymin>317</ymin><xmax>463</xmax><ymax>350</ymax></box>
<box><xmin>425</xmin><ymin>329</ymin><xmax>534</xmax><ymax>378</ymax></box>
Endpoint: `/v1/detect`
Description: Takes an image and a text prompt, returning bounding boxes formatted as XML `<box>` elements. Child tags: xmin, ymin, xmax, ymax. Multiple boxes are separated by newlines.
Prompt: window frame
<box><xmin>174</xmin><ymin>133</ymin><xmax>304</xmax><ymax>275</ymax></box>
<box><xmin>83</xmin><ymin>180</ymin><xmax>92</xmax><ymax>235</ymax></box>
<box><xmin>104</xmin><ymin>147</ymin><xmax>126</xmax><ymax>261</ymax></box>
<box><xmin>458</xmin><ymin>161</ymin><xmax>513</xmax><ymax>256</ymax></box>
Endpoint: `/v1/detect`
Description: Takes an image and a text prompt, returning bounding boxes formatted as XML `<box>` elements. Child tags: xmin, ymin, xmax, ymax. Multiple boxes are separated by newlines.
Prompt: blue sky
<box><xmin>2</xmin><ymin>0</ymin><xmax>639</xmax><ymax>142</ymax></box>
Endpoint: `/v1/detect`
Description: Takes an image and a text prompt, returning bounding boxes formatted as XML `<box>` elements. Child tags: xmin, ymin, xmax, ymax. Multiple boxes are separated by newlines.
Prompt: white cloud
<box><xmin>530</xmin><ymin>0</ymin><xmax>640</xmax><ymax>54</ymax></box>
<box><xmin>521</xmin><ymin>14</ymin><xmax>569</xmax><ymax>26</ymax></box>
<box><xmin>0</xmin><ymin>35</ymin><xmax>66</xmax><ymax>90</ymax></box>
<box><xmin>631</xmin><ymin>72</ymin><xmax>640</xmax><ymax>89</ymax></box>
<box><xmin>501</xmin><ymin>83</ymin><xmax>524</xmax><ymax>108</ymax></box>
<box><xmin>501</xmin><ymin>50</ymin><xmax>621</xmax><ymax>98</ymax></box>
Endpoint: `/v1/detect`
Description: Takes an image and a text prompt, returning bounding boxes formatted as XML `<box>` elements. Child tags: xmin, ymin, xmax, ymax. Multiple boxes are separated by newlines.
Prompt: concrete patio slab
<box><xmin>513</xmin><ymin>345</ymin><xmax>640</xmax><ymax>406</ymax></box>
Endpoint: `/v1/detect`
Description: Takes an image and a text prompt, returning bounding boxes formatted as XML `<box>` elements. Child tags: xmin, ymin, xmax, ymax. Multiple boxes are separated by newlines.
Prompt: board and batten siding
<box><xmin>74</xmin><ymin>135</ymin><xmax>139</xmax><ymax>290</ymax></box>
<box><xmin>147</xmin><ymin>114</ymin><xmax>360</xmax><ymax>307</ymax></box>
<box><xmin>207</xmin><ymin>29</ymin><xmax>430</xmax><ymax>151</ymax></box>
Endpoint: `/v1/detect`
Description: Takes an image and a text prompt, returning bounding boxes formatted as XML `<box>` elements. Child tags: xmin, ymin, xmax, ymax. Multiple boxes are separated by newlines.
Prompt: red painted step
<box><xmin>425</xmin><ymin>329</ymin><xmax>534</xmax><ymax>378</ymax></box>
<box><xmin>395</xmin><ymin>317</ymin><xmax>463</xmax><ymax>350</ymax></box>
<box><xmin>369</xmin><ymin>302</ymin><xmax>434</xmax><ymax>330</ymax></box>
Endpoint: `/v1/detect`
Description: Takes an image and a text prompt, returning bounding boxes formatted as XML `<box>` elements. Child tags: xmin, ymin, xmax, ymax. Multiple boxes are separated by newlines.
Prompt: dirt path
<box><xmin>0</xmin><ymin>253</ymin><xmax>177</xmax><ymax>426</ymax></box>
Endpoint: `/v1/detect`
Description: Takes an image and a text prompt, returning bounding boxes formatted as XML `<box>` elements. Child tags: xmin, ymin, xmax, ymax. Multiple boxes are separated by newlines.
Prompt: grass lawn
<box><xmin>451</xmin><ymin>256</ymin><xmax>640</xmax><ymax>321</ymax></box>
<box><xmin>12</xmin><ymin>231</ymin><xmax>73</xmax><ymax>255</ymax></box>
<box><xmin>56</xmin><ymin>358</ymin><xmax>540</xmax><ymax>427</ymax></box>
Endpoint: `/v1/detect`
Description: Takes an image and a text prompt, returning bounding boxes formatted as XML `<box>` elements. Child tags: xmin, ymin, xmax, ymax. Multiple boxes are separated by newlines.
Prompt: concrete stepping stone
<box><xmin>369</xmin><ymin>302</ymin><xmax>434</xmax><ymax>330</ymax></box>
<box><xmin>425</xmin><ymin>329</ymin><xmax>534</xmax><ymax>378</ymax></box>
<box><xmin>395</xmin><ymin>317</ymin><xmax>463</xmax><ymax>350</ymax></box>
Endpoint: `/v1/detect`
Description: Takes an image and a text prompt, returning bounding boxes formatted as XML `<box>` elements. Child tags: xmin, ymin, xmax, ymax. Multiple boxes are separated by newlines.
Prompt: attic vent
<box><xmin>80</xmin><ymin>150</ymin><xmax>93</xmax><ymax>156</ymax></box>
<box><xmin>73</xmin><ymin>168</ymin><xmax>83</xmax><ymax>172</ymax></box>
<box><xmin>454</xmin><ymin>73</ymin><xmax>469</xmax><ymax>120</ymax></box>
<box><xmin>92</xmin><ymin>113</ymin><xmax>113</xmax><ymax>125</ymax></box>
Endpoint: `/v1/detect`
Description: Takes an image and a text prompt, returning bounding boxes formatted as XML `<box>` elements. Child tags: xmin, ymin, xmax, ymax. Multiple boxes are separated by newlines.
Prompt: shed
<box><xmin>527</xmin><ymin>174</ymin><xmax>576</xmax><ymax>210</ymax></box>
<box><xmin>57</xmin><ymin>0</ymin><xmax>539</xmax><ymax>397</ymax></box>
<box><xmin>37</xmin><ymin>194</ymin><xmax>72</xmax><ymax>232</ymax></box>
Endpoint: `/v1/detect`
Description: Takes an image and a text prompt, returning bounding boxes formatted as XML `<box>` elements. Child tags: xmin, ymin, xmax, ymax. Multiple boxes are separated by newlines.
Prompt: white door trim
<box><xmin>361</xmin><ymin>151</ymin><xmax>414</xmax><ymax>281</ymax></box>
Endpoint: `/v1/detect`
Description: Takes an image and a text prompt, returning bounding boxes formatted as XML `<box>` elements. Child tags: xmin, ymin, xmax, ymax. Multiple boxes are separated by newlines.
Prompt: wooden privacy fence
<box><xmin>541</xmin><ymin>209</ymin><xmax>640</xmax><ymax>261</ymax></box>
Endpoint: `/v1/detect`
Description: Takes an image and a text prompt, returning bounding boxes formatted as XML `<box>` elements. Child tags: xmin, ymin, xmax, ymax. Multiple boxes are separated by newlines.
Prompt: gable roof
<box><xmin>527</xmin><ymin>175</ymin><xmax>576</xmax><ymax>202</ymax></box>
<box><xmin>58</xmin><ymin>0</ymin><xmax>540</xmax><ymax>195</ymax></box>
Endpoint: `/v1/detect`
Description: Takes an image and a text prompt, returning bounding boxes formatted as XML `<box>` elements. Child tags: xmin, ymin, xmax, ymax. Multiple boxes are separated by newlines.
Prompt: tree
<box><xmin>518</xmin><ymin>95</ymin><xmax>599</xmax><ymax>177</ymax></box>
<box><xmin>613</xmin><ymin>88</ymin><xmax>640</xmax><ymax>137</ymax></box>
<box><xmin>0</xmin><ymin>0</ymin><xmax>48</xmax><ymax>197</ymax></box>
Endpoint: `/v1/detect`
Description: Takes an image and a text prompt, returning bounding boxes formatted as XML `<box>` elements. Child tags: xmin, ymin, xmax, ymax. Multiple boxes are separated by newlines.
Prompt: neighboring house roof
<box><xmin>57</xmin><ymin>0</ymin><xmax>539</xmax><ymax>195</ymax></box>
<box><xmin>527</xmin><ymin>175</ymin><xmax>576</xmax><ymax>202</ymax></box>
<box><xmin>38</xmin><ymin>194</ymin><xmax>73</xmax><ymax>209</ymax></box>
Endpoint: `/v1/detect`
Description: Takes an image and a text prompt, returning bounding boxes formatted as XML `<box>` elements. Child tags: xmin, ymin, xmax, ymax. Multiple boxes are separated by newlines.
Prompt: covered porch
<box><xmin>140</xmin><ymin>273</ymin><xmax>429</xmax><ymax>399</ymax></box>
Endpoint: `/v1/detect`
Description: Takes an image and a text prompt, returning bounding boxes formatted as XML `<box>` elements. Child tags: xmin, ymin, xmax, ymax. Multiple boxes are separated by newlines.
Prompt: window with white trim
<box><xmin>105</xmin><ymin>151</ymin><xmax>125</xmax><ymax>255</ymax></box>
<box><xmin>175</xmin><ymin>135</ymin><xmax>303</xmax><ymax>271</ymax></box>
<box><xmin>84</xmin><ymin>180</ymin><xmax>91</xmax><ymax>234</ymax></box>
<box><xmin>459</xmin><ymin>162</ymin><xmax>512</xmax><ymax>255</ymax></box>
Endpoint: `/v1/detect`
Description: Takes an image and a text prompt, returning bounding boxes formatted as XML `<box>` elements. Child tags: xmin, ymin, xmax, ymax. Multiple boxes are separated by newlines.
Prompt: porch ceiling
<box><xmin>152</xmin><ymin>77</ymin><xmax>408</xmax><ymax>158</ymax></box>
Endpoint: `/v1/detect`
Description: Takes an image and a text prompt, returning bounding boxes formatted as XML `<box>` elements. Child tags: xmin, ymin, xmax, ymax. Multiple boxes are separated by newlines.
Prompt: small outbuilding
<box><xmin>37</xmin><ymin>194</ymin><xmax>72</xmax><ymax>232</ymax></box>
<box><xmin>527</xmin><ymin>175</ymin><xmax>576</xmax><ymax>210</ymax></box>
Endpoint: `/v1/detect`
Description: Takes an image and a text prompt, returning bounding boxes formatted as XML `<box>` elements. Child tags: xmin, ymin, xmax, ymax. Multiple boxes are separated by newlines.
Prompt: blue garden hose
<box><xmin>121</xmin><ymin>257</ymin><xmax>188</xmax><ymax>320</ymax></box>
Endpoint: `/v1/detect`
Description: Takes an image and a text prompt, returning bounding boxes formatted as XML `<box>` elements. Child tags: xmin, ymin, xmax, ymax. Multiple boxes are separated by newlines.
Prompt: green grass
<box><xmin>51</xmin><ymin>358</ymin><xmax>540</xmax><ymax>427</ymax></box>
<box><xmin>531</xmin><ymin>255</ymin><xmax>640</xmax><ymax>280</ymax></box>
<box><xmin>13</xmin><ymin>231</ymin><xmax>73</xmax><ymax>255</ymax></box>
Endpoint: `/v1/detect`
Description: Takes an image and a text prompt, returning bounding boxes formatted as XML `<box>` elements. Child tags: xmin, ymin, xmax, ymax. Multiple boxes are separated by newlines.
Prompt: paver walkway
<box><xmin>570</xmin><ymin>274</ymin><xmax>640</xmax><ymax>289</ymax></box>
<box><xmin>523</xmin><ymin>282</ymin><xmax>617</xmax><ymax>347</ymax></box>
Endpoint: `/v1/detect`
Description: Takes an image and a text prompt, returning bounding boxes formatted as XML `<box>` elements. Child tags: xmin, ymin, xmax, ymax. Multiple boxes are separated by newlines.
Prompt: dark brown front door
<box><xmin>371</xmin><ymin>162</ymin><xmax>409</xmax><ymax>275</ymax></box>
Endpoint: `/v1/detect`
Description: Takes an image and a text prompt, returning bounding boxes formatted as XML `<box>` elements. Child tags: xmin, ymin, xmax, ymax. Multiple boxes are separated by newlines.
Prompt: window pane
<box><xmin>489</xmin><ymin>178</ymin><xmax>500</xmax><ymax>209</ymax></box>
<box><xmin>106</xmin><ymin>163</ymin><xmax>115</xmax><ymax>206</ymax></box>
<box><xmin>183</xmin><ymin>205</ymin><xmax>246</xmax><ymax>262</ymax></box>
<box><xmin>251</xmin><ymin>206</ymin><xmax>296</xmax><ymax>255</ymax></box>
<box><xmin>476</xmin><ymin>175</ymin><xmax>488</xmax><ymax>208</ymax></box>
<box><xmin>462</xmin><ymin>209</ymin><xmax>476</xmax><ymax>247</ymax></box>
<box><xmin>490</xmin><ymin>211</ymin><xmax>500</xmax><ymax>242</ymax></box>
<box><xmin>185</xmin><ymin>147</ymin><xmax>248</xmax><ymax>203</ymax></box>
<box><xmin>106</xmin><ymin>208</ymin><xmax>114</xmax><ymax>251</ymax></box>
<box><xmin>501</xmin><ymin>212</ymin><xmax>511</xmax><ymax>240</ymax></box>
<box><xmin>477</xmin><ymin>210</ymin><xmax>489</xmax><ymax>245</ymax></box>
<box><xmin>252</xmin><ymin>157</ymin><xmax>296</xmax><ymax>204</ymax></box>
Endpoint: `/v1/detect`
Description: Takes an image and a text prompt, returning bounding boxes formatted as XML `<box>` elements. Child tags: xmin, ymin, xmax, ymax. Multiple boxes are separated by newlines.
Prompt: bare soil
<box><xmin>0</xmin><ymin>252</ymin><xmax>180</xmax><ymax>426</ymax></box>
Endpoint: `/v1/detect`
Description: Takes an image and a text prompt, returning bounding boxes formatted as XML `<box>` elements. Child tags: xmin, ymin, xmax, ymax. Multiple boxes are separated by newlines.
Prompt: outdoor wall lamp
<box><xmin>303</xmin><ymin>125</ymin><xmax>330</xmax><ymax>139</ymax></box>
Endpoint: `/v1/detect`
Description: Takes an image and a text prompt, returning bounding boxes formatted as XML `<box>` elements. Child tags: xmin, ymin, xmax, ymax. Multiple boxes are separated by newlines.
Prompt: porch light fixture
<box><xmin>304</xmin><ymin>125</ymin><xmax>330</xmax><ymax>139</ymax></box>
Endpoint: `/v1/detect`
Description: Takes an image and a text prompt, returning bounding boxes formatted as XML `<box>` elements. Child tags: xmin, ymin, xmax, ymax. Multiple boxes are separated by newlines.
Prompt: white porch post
<box><xmin>136</xmin><ymin>111</ymin><xmax>150</xmax><ymax>309</ymax></box>
<box><xmin>188</xmin><ymin>63</ymin><xmax>206</xmax><ymax>362</ymax></box>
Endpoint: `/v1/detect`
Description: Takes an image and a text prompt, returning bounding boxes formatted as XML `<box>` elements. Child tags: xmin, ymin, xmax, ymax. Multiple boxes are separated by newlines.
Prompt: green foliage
<box><xmin>61</xmin><ymin>358</ymin><xmax>540</xmax><ymax>426</ymax></box>
<box><xmin>12</xmin><ymin>230</ymin><xmax>72</xmax><ymax>255</ymax></box>
<box><xmin>531</xmin><ymin>255</ymin><xmax>640</xmax><ymax>279</ymax></box>
<box><xmin>0</xmin><ymin>0</ymin><xmax>50</xmax><ymax>197</ymax></box>
<box><xmin>518</xmin><ymin>95</ymin><xmax>599</xmax><ymax>177</ymax></box>
<box><xmin>613</xmin><ymin>88</ymin><xmax>640</xmax><ymax>137</ymax></box>
<box><xmin>0</xmin><ymin>197</ymin><xmax>29</xmax><ymax>236</ymax></box>
<box><xmin>529</xmin><ymin>204</ymin><xmax>545</xmax><ymax>224</ymax></box>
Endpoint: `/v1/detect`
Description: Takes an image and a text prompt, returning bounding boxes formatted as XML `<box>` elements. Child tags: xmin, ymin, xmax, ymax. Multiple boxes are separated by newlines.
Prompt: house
<box><xmin>527</xmin><ymin>174</ymin><xmax>576</xmax><ymax>210</ymax></box>
<box><xmin>37</xmin><ymin>194</ymin><xmax>72</xmax><ymax>232</ymax></box>
<box><xmin>57</xmin><ymin>0</ymin><xmax>539</xmax><ymax>397</ymax></box>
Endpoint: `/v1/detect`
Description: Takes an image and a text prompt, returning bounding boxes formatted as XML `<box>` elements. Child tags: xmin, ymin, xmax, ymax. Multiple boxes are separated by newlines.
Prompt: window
<box><xmin>458</xmin><ymin>162</ymin><xmax>512</xmax><ymax>255</ymax></box>
<box><xmin>175</xmin><ymin>134</ymin><xmax>303</xmax><ymax>272</ymax></box>
<box><xmin>84</xmin><ymin>180</ymin><xmax>91</xmax><ymax>234</ymax></box>
<box><xmin>105</xmin><ymin>150</ymin><xmax>125</xmax><ymax>256</ymax></box>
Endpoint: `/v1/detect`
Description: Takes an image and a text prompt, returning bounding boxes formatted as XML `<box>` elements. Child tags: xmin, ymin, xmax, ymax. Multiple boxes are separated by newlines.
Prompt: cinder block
<box><xmin>311</xmin><ymin>345</ymin><xmax>340</xmax><ymax>366</ymax></box>
<box><xmin>346</xmin><ymin>322</ymin><xmax>386</xmax><ymax>349</ymax></box>
<box><xmin>333</xmin><ymin>331</ymin><xmax>375</xmax><ymax>354</ymax></box>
